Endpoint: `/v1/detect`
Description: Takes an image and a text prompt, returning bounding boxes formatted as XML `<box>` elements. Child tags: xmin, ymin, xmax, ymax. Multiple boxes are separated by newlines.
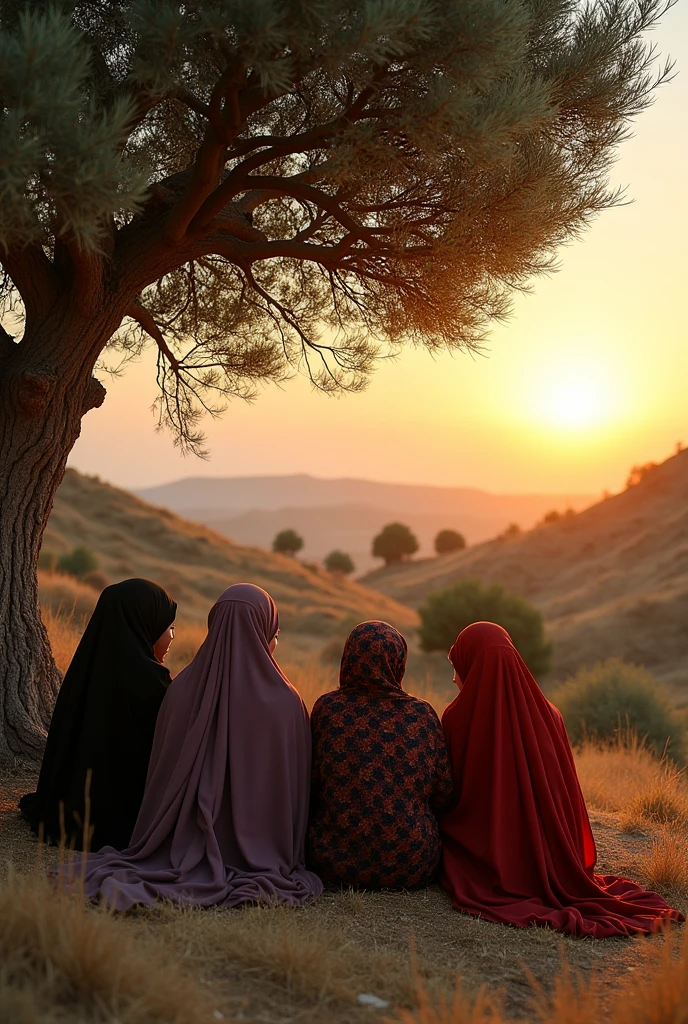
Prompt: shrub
<box><xmin>434</xmin><ymin>530</ymin><xmax>466</xmax><ymax>556</ymax></box>
<box><xmin>552</xmin><ymin>659</ymin><xmax>686</xmax><ymax>763</ymax></box>
<box><xmin>57</xmin><ymin>545</ymin><xmax>98</xmax><ymax>579</ymax></box>
<box><xmin>626</xmin><ymin>461</ymin><xmax>658</xmax><ymax>488</ymax></box>
<box><xmin>272</xmin><ymin>529</ymin><xmax>304</xmax><ymax>557</ymax></box>
<box><xmin>324</xmin><ymin>550</ymin><xmax>355</xmax><ymax>575</ymax></box>
<box><xmin>372</xmin><ymin>523</ymin><xmax>419</xmax><ymax>565</ymax></box>
<box><xmin>498</xmin><ymin>523</ymin><xmax>521</xmax><ymax>541</ymax></box>
<box><xmin>537</xmin><ymin>508</ymin><xmax>575</xmax><ymax>527</ymax></box>
<box><xmin>418</xmin><ymin>580</ymin><xmax>552</xmax><ymax>675</ymax></box>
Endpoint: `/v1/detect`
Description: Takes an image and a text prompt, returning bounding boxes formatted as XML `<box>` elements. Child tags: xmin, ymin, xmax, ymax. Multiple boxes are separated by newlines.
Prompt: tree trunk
<box><xmin>0</xmin><ymin>318</ymin><xmax>108</xmax><ymax>769</ymax></box>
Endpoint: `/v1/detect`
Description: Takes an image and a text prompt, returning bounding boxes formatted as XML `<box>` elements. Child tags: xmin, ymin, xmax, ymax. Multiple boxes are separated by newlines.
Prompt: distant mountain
<box><xmin>136</xmin><ymin>475</ymin><xmax>594</xmax><ymax>573</ymax></box>
<box><xmin>42</xmin><ymin>470</ymin><xmax>418</xmax><ymax>636</ymax></box>
<box><xmin>361</xmin><ymin>450</ymin><xmax>688</xmax><ymax>691</ymax></box>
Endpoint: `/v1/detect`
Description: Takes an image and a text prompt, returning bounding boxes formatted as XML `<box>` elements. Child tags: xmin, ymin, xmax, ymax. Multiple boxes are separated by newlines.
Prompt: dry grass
<box><xmin>166</xmin><ymin>621</ymin><xmax>207</xmax><ymax>676</ymax></box>
<box><xmin>38</xmin><ymin>570</ymin><xmax>99</xmax><ymax>623</ymax></box>
<box><xmin>394</xmin><ymin>928</ymin><xmax>688</xmax><ymax>1024</ymax></box>
<box><xmin>41</xmin><ymin>606</ymin><xmax>82</xmax><ymax>677</ymax></box>
<box><xmin>640</xmin><ymin>827</ymin><xmax>688</xmax><ymax>898</ymax></box>
<box><xmin>574</xmin><ymin>734</ymin><xmax>685</xmax><ymax>815</ymax></box>
<box><xmin>0</xmin><ymin>868</ymin><xmax>217</xmax><ymax>1024</ymax></box>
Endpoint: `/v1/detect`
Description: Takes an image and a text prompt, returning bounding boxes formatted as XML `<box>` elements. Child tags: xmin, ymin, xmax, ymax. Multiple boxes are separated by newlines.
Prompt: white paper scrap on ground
<box><xmin>357</xmin><ymin>993</ymin><xmax>390</xmax><ymax>1009</ymax></box>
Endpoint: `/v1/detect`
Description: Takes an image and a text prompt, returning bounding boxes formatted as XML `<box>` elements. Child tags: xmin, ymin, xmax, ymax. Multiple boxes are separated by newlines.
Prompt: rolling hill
<box><xmin>41</xmin><ymin>470</ymin><xmax>417</xmax><ymax>637</ymax></box>
<box><xmin>362</xmin><ymin>450</ymin><xmax>688</xmax><ymax>691</ymax></box>
<box><xmin>136</xmin><ymin>474</ymin><xmax>594</xmax><ymax>572</ymax></box>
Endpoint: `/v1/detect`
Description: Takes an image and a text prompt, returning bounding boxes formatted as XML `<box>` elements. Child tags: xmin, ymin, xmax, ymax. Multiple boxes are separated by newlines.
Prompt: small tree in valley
<box><xmin>434</xmin><ymin>529</ymin><xmax>466</xmax><ymax>556</ymax></box>
<box><xmin>273</xmin><ymin>529</ymin><xmax>304</xmax><ymax>557</ymax></box>
<box><xmin>0</xmin><ymin>0</ymin><xmax>673</xmax><ymax>763</ymax></box>
<box><xmin>372</xmin><ymin>523</ymin><xmax>419</xmax><ymax>566</ymax></box>
<box><xmin>418</xmin><ymin>579</ymin><xmax>552</xmax><ymax>676</ymax></box>
<box><xmin>324</xmin><ymin>550</ymin><xmax>355</xmax><ymax>576</ymax></box>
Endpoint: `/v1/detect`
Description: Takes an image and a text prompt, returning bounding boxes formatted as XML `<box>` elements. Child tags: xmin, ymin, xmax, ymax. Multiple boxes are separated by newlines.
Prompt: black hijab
<box><xmin>20</xmin><ymin>578</ymin><xmax>176</xmax><ymax>851</ymax></box>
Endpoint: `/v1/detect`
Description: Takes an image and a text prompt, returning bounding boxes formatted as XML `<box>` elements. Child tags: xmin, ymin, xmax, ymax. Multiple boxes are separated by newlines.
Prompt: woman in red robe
<box><xmin>440</xmin><ymin>621</ymin><xmax>683</xmax><ymax>938</ymax></box>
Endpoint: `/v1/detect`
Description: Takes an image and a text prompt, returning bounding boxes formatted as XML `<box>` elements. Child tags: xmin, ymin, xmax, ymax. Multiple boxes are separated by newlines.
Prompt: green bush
<box><xmin>272</xmin><ymin>529</ymin><xmax>304</xmax><ymax>556</ymax></box>
<box><xmin>323</xmin><ymin>550</ymin><xmax>355</xmax><ymax>576</ymax></box>
<box><xmin>418</xmin><ymin>579</ymin><xmax>552</xmax><ymax>676</ymax></box>
<box><xmin>552</xmin><ymin>659</ymin><xmax>685</xmax><ymax>763</ymax></box>
<box><xmin>372</xmin><ymin>522</ymin><xmax>418</xmax><ymax>565</ymax></box>
<box><xmin>56</xmin><ymin>545</ymin><xmax>98</xmax><ymax>579</ymax></box>
<box><xmin>434</xmin><ymin>529</ymin><xmax>466</xmax><ymax>555</ymax></box>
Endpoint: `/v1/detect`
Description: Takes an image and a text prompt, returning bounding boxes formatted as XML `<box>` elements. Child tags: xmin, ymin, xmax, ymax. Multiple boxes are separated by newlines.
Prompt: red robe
<box><xmin>440</xmin><ymin>622</ymin><xmax>683</xmax><ymax>938</ymax></box>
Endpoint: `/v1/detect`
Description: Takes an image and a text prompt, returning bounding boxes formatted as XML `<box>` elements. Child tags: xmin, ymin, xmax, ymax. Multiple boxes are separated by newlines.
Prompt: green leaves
<box><xmin>0</xmin><ymin>0</ymin><xmax>673</xmax><ymax>454</ymax></box>
<box><xmin>0</xmin><ymin>7</ymin><xmax>147</xmax><ymax>250</ymax></box>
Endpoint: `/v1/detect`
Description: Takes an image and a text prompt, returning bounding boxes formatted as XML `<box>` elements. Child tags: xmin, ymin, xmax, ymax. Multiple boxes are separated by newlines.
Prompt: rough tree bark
<box><xmin>0</xmin><ymin>311</ymin><xmax>109</xmax><ymax>768</ymax></box>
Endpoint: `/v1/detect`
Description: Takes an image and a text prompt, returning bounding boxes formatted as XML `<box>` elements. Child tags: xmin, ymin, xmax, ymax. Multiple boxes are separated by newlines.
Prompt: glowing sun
<box><xmin>536</xmin><ymin>365</ymin><xmax>613</xmax><ymax>430</ymax></box>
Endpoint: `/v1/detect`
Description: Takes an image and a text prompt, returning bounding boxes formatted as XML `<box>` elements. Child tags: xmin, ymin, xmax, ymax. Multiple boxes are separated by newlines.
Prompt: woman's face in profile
<box><xmin>448</xmin><ymin>653</ymin><xmax>463</xmax><ymax>691</ymax></box>
<box><xmin>154</xmin><ymin>624</ymin><xmax>175</xmax><ymax>663</ymax></box>
<box><xmin>269</xmin><ymin>629</ymin><xmax>280</xmax><ymax>654</ymax></box>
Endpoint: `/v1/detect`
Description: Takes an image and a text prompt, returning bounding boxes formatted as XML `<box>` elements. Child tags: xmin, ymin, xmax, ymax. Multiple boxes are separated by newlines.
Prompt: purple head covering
<box><xmin>63</xmin><ymin>584</ymin><xmax>323</xmax><ymax>909</ymax></box>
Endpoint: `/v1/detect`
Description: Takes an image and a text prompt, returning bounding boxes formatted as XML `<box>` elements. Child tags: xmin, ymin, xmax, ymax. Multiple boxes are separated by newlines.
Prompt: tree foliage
<box><xmin>418</xmin><ymin>579</ymin><xmax>552</xmax><ymax>675</ymax></box>
<box><xmin>434</xmin><ymin>529</ymin><xmax>466</xmax><ymax>555</ymax></box>
<box><xmin>272</xmin><ymin>528</ymin><xmax>304</xmax><ymax>556</ymax></box>
<box><xmin>324</xmin><ymin>549</ymin><xmax>355</xmax><ymax>575</ymax></box>
<box><xmin>372</xmin><ymin>522</ymin><xmax>418</xmax><ymax>565</ymax></box>
<box><xmin>0</xmin><ymin>0</ymin><xmax>673</xmax><ymax>452</ymax></box>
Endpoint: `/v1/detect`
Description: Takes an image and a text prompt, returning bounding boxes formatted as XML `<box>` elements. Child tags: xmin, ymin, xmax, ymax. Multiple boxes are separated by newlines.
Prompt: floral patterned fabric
<box><xmin>307</xmin><ymin>621</ymin><xmax>454</xmax><ymax>889</ymax></box>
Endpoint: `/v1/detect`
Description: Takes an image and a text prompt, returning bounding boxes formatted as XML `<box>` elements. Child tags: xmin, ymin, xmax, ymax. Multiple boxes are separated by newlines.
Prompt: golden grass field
<box><xmin>1</xmin><ymin>608</ymin><xmax>687</xmax><ymax>1023</ymax></box>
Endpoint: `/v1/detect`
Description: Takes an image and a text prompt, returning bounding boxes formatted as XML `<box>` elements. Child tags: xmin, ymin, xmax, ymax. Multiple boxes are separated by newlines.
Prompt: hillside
<box><xmin>136</xmin><ymin>474</ymin><xmax>593</xmax><ymax>571</ymax></box>
<box><xmin>363</xmin><ymin>450</ymin><xmax>688</xmax><ymax>691</ymax></box>
<box><xmin>41</xmin><ymin>470</ymin><xmax>417</xmax><ymax>636</ymax></box>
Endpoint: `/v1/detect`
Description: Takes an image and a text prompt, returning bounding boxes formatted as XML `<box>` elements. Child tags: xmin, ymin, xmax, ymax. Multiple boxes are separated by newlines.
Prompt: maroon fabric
<box><xmin>440</xmin><ymin>621</ymin><xmax>683</xmax><ymax>937</ymax></box>
<box><xmin>61</xmin><ymin>584</ymin><xmax>323</xmax><ymax>909</ymax></box>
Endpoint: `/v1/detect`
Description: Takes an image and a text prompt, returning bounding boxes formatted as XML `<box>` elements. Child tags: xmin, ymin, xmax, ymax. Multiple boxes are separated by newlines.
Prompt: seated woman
<box><xmin>308</xmin><ymin>620</ymin><xmax>454</xmax><ymax>889</ymax></box>
<box><xmin>20</xmin><ymin>578</ymin><xmax>176</xmax><ymax>851</ymax></box>
<box><xmin>64</xmin><ymin>583</ymin><xmax>323</xmax><ymax>910</ymax></box>
<box><xmin>440</xmin><ymin>621</ymin><xmax>683</xmax><ymax>937</ymax></box>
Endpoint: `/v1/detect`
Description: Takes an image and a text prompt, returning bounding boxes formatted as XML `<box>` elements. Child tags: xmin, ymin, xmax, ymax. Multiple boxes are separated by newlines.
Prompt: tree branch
<box><xmin>192</xmin><ymin>89</ymin><xmax>377</xmax><ymax>232</ymax></box>
<box><xmin>1</xmin><ymin>245</ymin><xmax>60</xmax><ymax>317</ymax></box>
<box><xmin>124</xmin><ymin>300</ymin><xmax>179</xmax><ymax>370</ymax></box>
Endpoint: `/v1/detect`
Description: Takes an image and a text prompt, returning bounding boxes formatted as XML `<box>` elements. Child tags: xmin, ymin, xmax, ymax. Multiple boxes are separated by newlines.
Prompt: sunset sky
<box><xmin>70</xmin><ymin>3</ymin><xmax>688</xmax><ymax>496</ymax></box>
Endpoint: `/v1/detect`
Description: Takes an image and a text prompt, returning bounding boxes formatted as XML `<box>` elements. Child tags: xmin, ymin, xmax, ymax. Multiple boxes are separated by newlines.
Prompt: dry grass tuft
<box><xmin>574</xmin><ymin>734</ymin><xmax>687</xmax><ymax>813</ymax></box>
<box><xmin>393</xmin><ymin>980</ymin><xmax>500</xmax><ymax>1024</ymax></box>
<box><xmin>0</xmin><ymin>869</ymin><xmax>216</xmax><ymax>1024</ymax></box>
<box><xmin>639</xmin><ymin>828</ymin><xmax>688</xmax><ymax>897</ymax></box>
<box><xmin>394</xmin><ymin>929</ymin><xmax>688</xmax><ymax>1024</ymax></box>
<box><xmin>619</xmin><ymin>774</ymin><xmax>688</xmax><ymax>832</ymax></box>
<box><xmin>41</xmin><ymin>606</ymin><xmax>82</xmax><ymax>676</ymax></box>
<box><xmin>38</xmin><ymin>570</ymin><xmax>99</xmax><ymax>623</ymax></box>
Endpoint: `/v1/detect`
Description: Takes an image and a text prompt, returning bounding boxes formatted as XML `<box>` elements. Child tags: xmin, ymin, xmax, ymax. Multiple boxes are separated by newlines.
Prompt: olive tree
<box><xmin>0</xmin><ymin>0</ymin><xmax>671</xmax><ymax>764</ymax></box>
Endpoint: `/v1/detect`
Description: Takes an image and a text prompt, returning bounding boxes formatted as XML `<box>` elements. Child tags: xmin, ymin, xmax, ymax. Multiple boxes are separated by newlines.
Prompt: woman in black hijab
<box><xmin>20</xmin><ymin>578</ymin><xmax>177</xmax><ymax>851</ymax></box>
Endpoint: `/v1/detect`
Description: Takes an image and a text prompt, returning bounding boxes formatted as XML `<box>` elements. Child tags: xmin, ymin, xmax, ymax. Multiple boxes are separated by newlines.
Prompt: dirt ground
<box><xmin>2</xmin><ymin>772</ymin><xmax>684</xmax><ymax>1024</ymax></box>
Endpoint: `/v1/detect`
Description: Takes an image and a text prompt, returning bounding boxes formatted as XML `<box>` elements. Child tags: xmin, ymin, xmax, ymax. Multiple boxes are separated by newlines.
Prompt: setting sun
<box><xmin>530</xmin><ymin>358</ymin><xmax>621</xmax><ymax>433</ymax></box>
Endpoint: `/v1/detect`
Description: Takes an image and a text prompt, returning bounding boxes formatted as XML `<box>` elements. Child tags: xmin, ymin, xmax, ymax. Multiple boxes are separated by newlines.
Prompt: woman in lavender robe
<box><xmin>64</xmin><ymin>583</ymin><xmax>322</xmax><ymax>909</ymax></box>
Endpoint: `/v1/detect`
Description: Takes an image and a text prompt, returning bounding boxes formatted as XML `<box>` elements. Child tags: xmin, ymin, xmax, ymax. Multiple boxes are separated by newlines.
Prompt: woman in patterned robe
<box><xmin>307</xmin><ymin>620</ymin><xmax>454</xmax><ymax>888</ymax></box>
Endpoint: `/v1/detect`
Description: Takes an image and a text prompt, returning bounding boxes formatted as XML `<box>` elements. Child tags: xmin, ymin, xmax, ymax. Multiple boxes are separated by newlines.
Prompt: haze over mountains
<box><xmin>363</xmin><ymin>449</ymin><xmax>688</xmax><ymax>691</ymax></box>
<box><xmin>43</xmin><ymin>470</ymin><xmax>416</xmax><ymax>635</ymax></box>
<box><xmin>136</xmin><ymin>475</ymin><xmax>594</xmax><ymax>572</ymax></box>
